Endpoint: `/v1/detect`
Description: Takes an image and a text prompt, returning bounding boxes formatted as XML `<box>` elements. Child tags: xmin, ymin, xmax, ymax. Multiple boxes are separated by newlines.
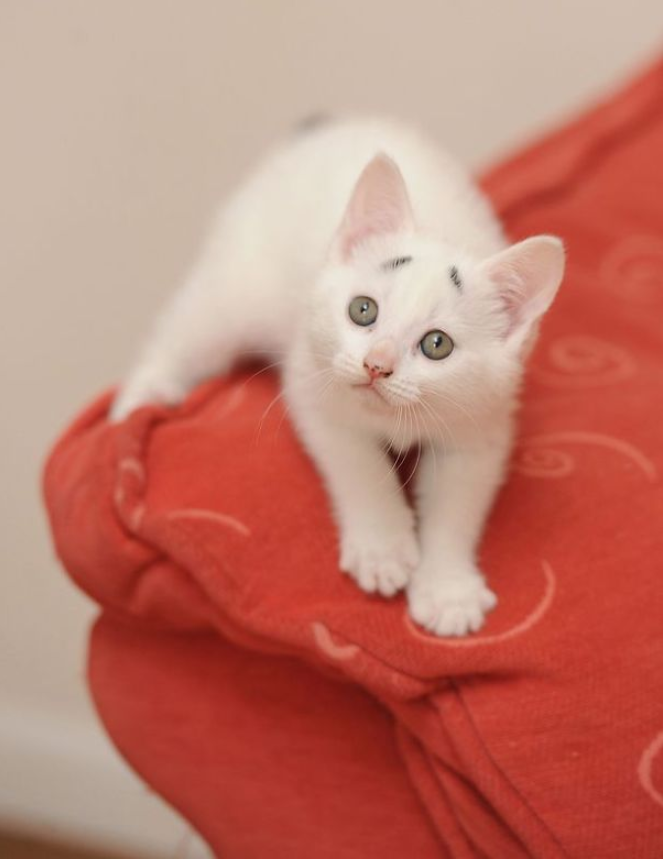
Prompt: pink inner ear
<box><xmin>482</xmin><ymin>236</ymin><xmax>565</xmax><ymax>339</ymax></box>
<box><xmin>336</xmin><ymin>154</ymin><xmax>414</xmax><ymax>261</ymax></box>
<box><xmin>497</xmin><ymin>263</ymin><xmax>534</xmax><ymax>335</ymax></box>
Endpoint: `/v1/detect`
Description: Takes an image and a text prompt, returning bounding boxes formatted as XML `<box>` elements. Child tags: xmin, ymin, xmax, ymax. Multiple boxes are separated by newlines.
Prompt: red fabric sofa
<box><xmin>44</xmin><ymin>59</ymin><xmax>663</xmax><ymax>858</ymax></box>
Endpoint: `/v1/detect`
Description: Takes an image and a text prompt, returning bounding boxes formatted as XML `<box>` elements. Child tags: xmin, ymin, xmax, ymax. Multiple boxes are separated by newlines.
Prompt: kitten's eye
<box><xmin>348</xmin><ymin>296</ymin><xmax>378</xmax><ymax>326</ymax></box>
<box><xmin>420</xmin><ymin>330</ymin><xmax>454</xmax><ymax>360</ymax></box>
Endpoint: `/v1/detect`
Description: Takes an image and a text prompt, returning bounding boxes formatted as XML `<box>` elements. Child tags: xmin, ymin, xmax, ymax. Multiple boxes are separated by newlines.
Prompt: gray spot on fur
<box><xmin>295</xmin><ymin>114</ymin><xmax>332</xmax><ymax>134</ymax></box>
<box><xmin>382</xmin><ymin>256</ymin><xmax>413</xmax><ymax>270</ymax></box>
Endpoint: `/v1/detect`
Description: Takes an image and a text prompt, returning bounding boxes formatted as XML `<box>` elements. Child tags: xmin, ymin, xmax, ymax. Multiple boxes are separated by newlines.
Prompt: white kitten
<box><xmin>112</xmin><ymin>118</ymin><xmax>564</xmax><ymax>637</ymax></box>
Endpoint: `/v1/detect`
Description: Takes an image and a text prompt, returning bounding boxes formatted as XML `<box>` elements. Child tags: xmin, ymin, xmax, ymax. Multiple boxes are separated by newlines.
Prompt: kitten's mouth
<box><xmin>351</xmin><ymin>382</ymin><xmax>390</xmax><ymax>405</ymax></box>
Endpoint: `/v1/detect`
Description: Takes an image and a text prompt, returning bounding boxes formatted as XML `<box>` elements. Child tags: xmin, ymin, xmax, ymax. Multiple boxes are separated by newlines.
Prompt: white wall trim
<box><xmin>0</xmin><ymin>702</ymin><xmax>212</xmax><ymax>857</ymax></box>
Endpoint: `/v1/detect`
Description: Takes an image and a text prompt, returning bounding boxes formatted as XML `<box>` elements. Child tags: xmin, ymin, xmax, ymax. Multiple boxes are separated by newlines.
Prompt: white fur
<box><xmin>112</xmin><ymin>117</ymin><xmax>565</xmax><ymax>637</ymax></box>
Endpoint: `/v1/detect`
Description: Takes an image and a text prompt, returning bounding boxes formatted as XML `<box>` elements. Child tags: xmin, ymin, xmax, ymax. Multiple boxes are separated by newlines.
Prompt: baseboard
<box><xmin>0</xmin><ymin>701</ymin><xmax>211</xmax><ymax>857</ymax></box>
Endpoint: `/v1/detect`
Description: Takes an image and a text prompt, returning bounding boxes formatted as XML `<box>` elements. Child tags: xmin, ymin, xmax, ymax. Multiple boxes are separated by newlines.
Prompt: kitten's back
<box><xmin>212</xmin><ymin>117</ymin><xmax>506</xmax><ymax>296</ymax></box>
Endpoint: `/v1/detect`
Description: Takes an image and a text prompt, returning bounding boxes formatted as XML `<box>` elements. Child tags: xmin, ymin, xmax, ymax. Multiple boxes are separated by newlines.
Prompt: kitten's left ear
<box><xmin>478</xmin><ymin>235</ymin><xmax>565</xmax><ymax>342</ymax></box>
<box><xmin>332</xmin><ymin>154</ymin><xmax>414</xmax><ymax>262</ymax></box>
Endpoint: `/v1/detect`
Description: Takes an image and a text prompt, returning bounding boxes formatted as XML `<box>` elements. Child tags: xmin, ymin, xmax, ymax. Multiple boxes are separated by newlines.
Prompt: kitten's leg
<box><xmin>408</xmin><ymin>437</ymin><xmax>511</xmax><ymax>636</ymax></box>
<box><xmin>111</xmin><ymin>260</ymin><xmax>245</xmax><ymax>422</ymax></box>
<box><xmin>293</xmin><ymin>411</ymin><xmax>419</xmax><ymax>597</ymax></box>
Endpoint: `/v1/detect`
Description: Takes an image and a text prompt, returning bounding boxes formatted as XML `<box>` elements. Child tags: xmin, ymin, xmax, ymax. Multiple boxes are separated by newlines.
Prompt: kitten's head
<box><xmin>308</xmin><ymin>154</ymin><xmax>565</xmax><ymax>431</ymax></box>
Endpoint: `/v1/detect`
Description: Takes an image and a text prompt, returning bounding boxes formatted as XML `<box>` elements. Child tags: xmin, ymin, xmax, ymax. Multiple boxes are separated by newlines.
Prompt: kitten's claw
<box><xmin>340</xmin><ymin>529</ymin><xmax>419</xmax><ymax>597</ymax></box>
<box><xmin>407</xmin><ymin>569</ymin><xmax>497</xmax><ymax>637</ymax></box>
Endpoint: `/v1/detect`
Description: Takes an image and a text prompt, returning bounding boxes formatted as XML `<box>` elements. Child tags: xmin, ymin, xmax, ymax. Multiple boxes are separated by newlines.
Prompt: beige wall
<box><xmin>2</xmin><ymin>1</ymin><xmax>662</xmax><ymax>853</ymax></box>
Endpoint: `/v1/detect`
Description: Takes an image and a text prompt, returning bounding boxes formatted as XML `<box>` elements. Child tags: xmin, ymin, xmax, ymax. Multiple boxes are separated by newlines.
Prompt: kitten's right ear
<box><xmin>331</xmin><ymin>154</ymin><xmax>414</xmax><ymax>262</ymax></box>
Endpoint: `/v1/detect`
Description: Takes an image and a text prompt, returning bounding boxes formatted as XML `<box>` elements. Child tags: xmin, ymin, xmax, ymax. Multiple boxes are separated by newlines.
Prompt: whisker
<box><xmin>254</xmin><ymin>365</ymin><xmax>335</xmax><ymax>443</ymax></box>
<box><xmin>418</xmin><ymin>396</ymin><xmax>456</xmax><ymax>455</ymax></box>
<box><xmin>385</xmin><ymin>403</ymin><xmax>415</xmax><ymax>499</ymax></box>
<box><xmin>381</xmin><ymin>405</ymin><xmax>406</xmax><ymax>487</ymax></box>
<box><xmin>420</xmin><ymin>402</ymin><xmax>438</xmax><ymax>483</ymax></box>
<box><xmin>418</xmin><ymin>384</ymin><xmax>482</xmax><ymax>436</ymax></box>
<box><xmin>400</xmin><ymin>406</ymin><xmax>422</xmax><ymax>493</ymax></box>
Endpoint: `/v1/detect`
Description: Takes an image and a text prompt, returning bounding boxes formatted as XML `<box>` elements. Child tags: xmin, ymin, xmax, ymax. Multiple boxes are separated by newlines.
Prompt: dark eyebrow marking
<box><xmin>382</xmin><ymin>256</ymin><xmax>412</xmax><ymax>270</ymax></box>
<box><xmin>449</xmin><ymin>265</ymin><xmax>462</xmax><ymax>289</ymax></box>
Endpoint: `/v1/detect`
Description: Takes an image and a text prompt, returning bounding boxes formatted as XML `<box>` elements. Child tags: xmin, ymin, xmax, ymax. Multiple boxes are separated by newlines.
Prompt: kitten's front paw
<box><xmin>340</xmin><ymin>526</ymin><xmax>419</xmax><ymax>598</ymax></box>
<box><xmin>407</xmin><ymin>569</ymin><xmax>497</xmax><ymax>637</ymax></box>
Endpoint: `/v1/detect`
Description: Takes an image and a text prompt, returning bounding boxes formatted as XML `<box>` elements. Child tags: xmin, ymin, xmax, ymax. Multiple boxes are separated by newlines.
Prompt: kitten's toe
<box><xmin>340</xmin><ymin>530</ymin><xmax>419</xmax><ymax>597</ymax></box>
<box><xmin>408</xmin><ymin>571</ymin><xmax>497</xmax><ymax>637</ymax></box>
<box><xmin>360</xmin><ymin>560</ymin><xmax>408</xmax><ymax>597</ymax></box>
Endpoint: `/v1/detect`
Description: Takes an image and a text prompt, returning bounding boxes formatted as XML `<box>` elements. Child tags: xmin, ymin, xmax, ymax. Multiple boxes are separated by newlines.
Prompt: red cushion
<box><xmin>44</xmin><ymin>59</ymin><xmax>663</xmax><ymax>858</ymax></box>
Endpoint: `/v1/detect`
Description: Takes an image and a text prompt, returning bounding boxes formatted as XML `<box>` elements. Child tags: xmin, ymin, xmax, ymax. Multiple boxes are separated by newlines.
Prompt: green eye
<box><xmin>420</xmin><ymin>330</ymin><xmax>454</xmax><ymax>360</ymax></box>
<box><xmin>348</xmin><ymin>296</ymin><xmax>378</xmax><ymax>326</ymax></box>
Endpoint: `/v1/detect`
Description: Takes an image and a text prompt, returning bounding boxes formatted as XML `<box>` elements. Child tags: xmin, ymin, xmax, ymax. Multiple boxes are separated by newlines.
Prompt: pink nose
<box><xmin>364</xmin><ymin>361</ymin><xmax>393</xmax><ymax>380</ymax></box>
<box><xmin>363</xmin><ymin>340</ymin><xmax>396</xmax><ymax>380</ymax></box>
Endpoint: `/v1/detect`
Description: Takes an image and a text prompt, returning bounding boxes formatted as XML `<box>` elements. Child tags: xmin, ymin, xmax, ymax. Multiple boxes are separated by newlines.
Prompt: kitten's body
<box><xmin>113</xmin><ymin>118</ymin><xmax>564</xmax><ymax>636</ymax></box>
